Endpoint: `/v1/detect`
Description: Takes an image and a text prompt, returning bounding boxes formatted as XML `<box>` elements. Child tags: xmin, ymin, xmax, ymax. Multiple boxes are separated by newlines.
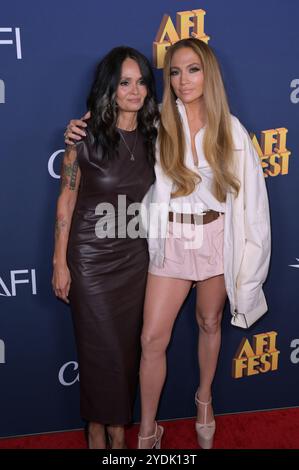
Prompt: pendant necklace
<box><xmin>118</xmin><ymin>128</ymin><xmax>138</xmax><ymax>161</ymax></box>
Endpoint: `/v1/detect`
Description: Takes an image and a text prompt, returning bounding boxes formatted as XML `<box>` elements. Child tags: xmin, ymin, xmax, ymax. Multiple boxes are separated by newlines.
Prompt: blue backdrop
<box><xmin>1</xmin><ymin>0</ymin><xmax>299</xmax><ymax>438</ymax></box>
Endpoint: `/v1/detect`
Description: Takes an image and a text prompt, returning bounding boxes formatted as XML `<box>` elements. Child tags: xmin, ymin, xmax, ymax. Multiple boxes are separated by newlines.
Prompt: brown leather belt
<box><xmin>168</xmin><ymin>210</ymin><xmax>223</xmax><ymax>225</ymax></box>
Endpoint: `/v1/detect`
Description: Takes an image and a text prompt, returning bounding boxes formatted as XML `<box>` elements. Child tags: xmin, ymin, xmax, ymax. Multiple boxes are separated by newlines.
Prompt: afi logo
<box><xmin>0</xmin><ymin>339</ymin><xmax>5</xmax><ymax>364</ymax></box>
<box><xmin>251</xmin><ymin>127</ymin><xmax>291</xmax><ymax>178</ymax></box>
<box><xmin>0</xmin><ymin>27</ymin><xmax>22</xmax><ymax>59</ymax></box>
<box><xmin>0</xmin><ymin>79</ymin><xmax>4</xmax><ymax>104</ymax></box>
<box><xmin>233</xmin><ymin>331</ymin><xmax>280</xmax><ymax>379</ymax></box>
<box><xmin>153</xmin><ymin>9</ymin><xmax>210</xmax><ymax>68</ymax></box>
<box><xmin>0</xmin><ymin>269</ymin><xmax>37</xmax><ymax>296</ymax></box>
<box><xmin>58</xmin><ymin>361</ymin><xmax>79</xmax><ymax>386</ymax></box>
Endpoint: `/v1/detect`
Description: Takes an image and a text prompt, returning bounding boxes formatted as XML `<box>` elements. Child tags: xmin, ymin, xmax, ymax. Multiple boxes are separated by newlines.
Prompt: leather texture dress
<box><xmin>67</xmin><ymin>127</ymin><xmax>154</xmax><ymax>424</ymax></box>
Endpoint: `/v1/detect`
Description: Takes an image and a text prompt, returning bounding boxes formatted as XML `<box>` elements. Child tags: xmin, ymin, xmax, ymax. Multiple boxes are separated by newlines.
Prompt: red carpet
<box><xmin>0</xmin><ymin>409</ymin><xmax>298</xmax><ymax>449</ymax></box>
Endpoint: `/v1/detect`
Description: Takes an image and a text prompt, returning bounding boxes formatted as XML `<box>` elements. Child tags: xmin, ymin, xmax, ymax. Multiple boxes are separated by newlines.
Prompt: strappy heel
<box><xmin>138</xmin><ymin>422</ymin><xmax>164</xmax><ymax>449</ymax></box>
<box><xmin>195</xmin><ymin>392</ymin><xmax>216</xmax><ymax>449</ymax></box>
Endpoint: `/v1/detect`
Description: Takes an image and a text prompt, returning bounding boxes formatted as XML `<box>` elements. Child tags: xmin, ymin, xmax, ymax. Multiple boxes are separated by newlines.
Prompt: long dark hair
<box><xmin>87</xmin><ymin>46</ymin><xmax>159</xmax><ymax>163</ymax></box>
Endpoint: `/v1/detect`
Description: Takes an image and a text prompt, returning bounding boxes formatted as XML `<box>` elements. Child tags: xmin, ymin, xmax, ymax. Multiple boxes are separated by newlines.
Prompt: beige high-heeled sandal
<box><xmin>195</xmin><ymin>392</ymin><xmax>216</xmax><ymax>449</ymax></box>
<box><xmin>138</xmin><ymin>422</ymin><xmax>164</xmax><ymax>449</ymax></box>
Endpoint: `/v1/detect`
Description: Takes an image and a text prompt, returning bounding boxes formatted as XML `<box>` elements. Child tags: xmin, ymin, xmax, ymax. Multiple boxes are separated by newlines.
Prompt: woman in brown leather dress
<box><xmin>52</xmin><ymin>46</ymin><xmax>158</xmax><ymax>449</ymax></box>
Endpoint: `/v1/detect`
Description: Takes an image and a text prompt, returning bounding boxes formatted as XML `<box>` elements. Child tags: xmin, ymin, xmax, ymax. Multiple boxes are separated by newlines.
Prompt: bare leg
<box><xmin>88</xmin><ymin>421</ymin><xmax>106</xmax><ymax>449</ymax></box>
<box><xmin>196</xmin><ymin>274</ymin><xmax>227</xmax><ymax>423</ymax></box>
<box><xmin>106</xmin><ymin>425</ymin><xmax>126</xmax><ymax>449</ymax></box>
<box><xmin>139</xmin><ymin>273</ymin><xmax>192</xmax><ymax>448</ymax></box>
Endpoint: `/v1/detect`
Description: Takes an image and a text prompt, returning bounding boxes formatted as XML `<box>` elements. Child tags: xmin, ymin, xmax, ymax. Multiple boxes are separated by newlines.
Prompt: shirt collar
<box><xmin>175</xmin><ymin>98</ymin><xmax>207</xmax><ymax>134</ymax></box>
<box><xmin>176</xmin><ymin>98</ymin><xmax>244</xmax><ymax>150</ymax></box>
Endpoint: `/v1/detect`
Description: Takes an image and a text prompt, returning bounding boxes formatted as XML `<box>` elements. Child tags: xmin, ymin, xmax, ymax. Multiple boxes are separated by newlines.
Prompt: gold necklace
<box><xmin>118</xmin><ymin>128</ymin><xmax>138</xmax><ymax>161</ymax></box>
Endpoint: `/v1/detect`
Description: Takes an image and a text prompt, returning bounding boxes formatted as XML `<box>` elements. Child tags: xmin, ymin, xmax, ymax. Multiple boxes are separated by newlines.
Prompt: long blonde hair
<box><xmin>159</xmin><ymin>38</ymin><xmax>240</xmax><ymax>200</ymax></box>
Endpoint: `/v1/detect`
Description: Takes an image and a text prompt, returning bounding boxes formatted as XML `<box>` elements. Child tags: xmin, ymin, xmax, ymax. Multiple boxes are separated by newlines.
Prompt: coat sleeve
<box><xmin>234</xmin><ymin>126</ymin><xmax>271</xmax><ymax>324</ymax></box>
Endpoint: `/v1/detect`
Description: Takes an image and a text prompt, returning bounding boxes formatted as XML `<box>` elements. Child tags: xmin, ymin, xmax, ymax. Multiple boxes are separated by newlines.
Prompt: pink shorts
<box><xmin>148</xmin><ymin>214</ymin><xmax>224</xmax><ymax>281</ymax></box>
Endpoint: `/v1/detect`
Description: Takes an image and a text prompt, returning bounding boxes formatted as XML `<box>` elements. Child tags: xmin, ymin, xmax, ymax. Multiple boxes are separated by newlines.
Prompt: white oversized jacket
<box><xmin>145</xmin><ymin>101</ymin><xmax>271</xmax><ymax>329</ymax></box>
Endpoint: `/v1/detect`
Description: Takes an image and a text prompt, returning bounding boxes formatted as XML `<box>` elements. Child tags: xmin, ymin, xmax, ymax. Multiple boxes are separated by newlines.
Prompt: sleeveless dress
<box><xmin>67</xmin><ymin>127</ymin><xmax>154</xmax><ymax>424</ymax></box>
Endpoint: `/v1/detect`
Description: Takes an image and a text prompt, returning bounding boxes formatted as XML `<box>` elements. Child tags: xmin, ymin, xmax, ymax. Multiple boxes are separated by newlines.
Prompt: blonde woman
<box><xmin>137</xmin><ymin>38</ymin><xmax>271</xmax><ymax>449</ymax></box>
<box><xmin>64</xmin><ymin>38</ymin><xmax>271</xmax><ymax>449</ymax></box>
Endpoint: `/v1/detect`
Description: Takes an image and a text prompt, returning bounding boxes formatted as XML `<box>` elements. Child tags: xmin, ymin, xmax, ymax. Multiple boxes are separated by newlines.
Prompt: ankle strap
<box><xmin>138</xmin><ymin>422</ymin><xmax>157</xmax><ymax>441</ymax></box>
<box><xmin>195</xmin><ymin>393</ymin><xmax>212</xmax><ymax>425</ymax></box>
<box><xmin>195</xmin><ymin>393</ymin><xmax>212</xmax><ymax>406</ymax></box>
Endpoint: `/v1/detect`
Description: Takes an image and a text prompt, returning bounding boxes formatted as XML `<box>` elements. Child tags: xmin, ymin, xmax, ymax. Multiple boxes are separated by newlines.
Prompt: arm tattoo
<box><xmin>70</xmin><ymin>159</ymin><xmax>79</xmax><ymax>190</ymax></box>
<box><xmin>60</xmin><ymin>147</ymin><xmax>79</xmax><ymax>192</ymax></box>
<box><xmin>55</xmin><ymin>216</ymin><xmax>68</xmax><ymax>238</ymax></box>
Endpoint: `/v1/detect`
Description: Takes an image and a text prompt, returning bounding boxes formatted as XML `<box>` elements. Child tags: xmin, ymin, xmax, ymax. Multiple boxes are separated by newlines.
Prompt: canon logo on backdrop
<box><xmin>0</xmin><ymin>79</ymin><xmax>4</xmax><ymax>104</ymax></box>
<box><xmin>0</xmin><ymin>339</ymin><xmax>5</xmax><ymax>364</ymax></box>
<box><xmin>58</xmin><ymin>361</ymin><xmax>79</xmax><ymax>386</ymax></box>
<box><xmin>48</xmin><ymin>149</ymin><xmax>64</xmax><ymax>179</ymax></box>
<box><xmin>0</xmin><ymin>269</ymin><xmax>37</xmax><ymax>296</ymax></box>
<box><xmin>0</xmin><ymin>27</ymin><xmax>22</xmax><ymax>59</ymax></box>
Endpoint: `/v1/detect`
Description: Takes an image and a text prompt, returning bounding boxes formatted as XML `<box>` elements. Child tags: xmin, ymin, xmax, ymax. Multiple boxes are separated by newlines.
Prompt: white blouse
<box><xmin>169</xmin><ymin>125</ymin><xmax>226</xmax><ymax>215</ymax></box>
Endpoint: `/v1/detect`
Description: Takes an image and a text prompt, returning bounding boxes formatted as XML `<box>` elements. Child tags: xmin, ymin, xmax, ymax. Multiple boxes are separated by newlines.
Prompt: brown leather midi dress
<box><xmin>67</xmin><ymin>127</ymin><xmax>154</xmax><ymax>424</ymax></box>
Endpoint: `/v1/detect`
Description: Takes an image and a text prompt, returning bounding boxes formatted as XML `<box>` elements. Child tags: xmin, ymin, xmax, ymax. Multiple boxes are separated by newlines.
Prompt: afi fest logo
<box><xmin>153</xmin><ymin>9</ymin><xmax>292</xmax><ymax>178</ymax></box>
<box><xmin>0</xmin><ymin>269</ymin><xmax>37</xmax><ymax>296</ymax></box>
<box><xmin>232</xmin><ymin>332</ymin><xmax>280</xmax><ymax>379</ymax></box>
<box><xmin>251</xmin><ymin>128</ymin><xmax>291</xmax><ymax>178</ymax></box>
<box><xmin>153</xmin><ymin>9</ymin><xmax>209</xmax><ymax>68</ymax></box>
